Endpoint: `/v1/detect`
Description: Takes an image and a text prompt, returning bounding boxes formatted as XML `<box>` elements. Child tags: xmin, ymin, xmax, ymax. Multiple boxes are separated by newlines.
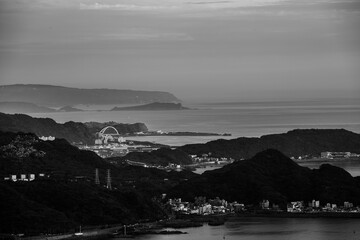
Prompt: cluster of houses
<box><xmin>189</xmin><ymin>153</ymin><xmax>235</xmax><ymax>164</ymax></box>
<box><xmin>320</xmin><ymin>151</ymin><xmax>360</xmax><ymax>159</ymax></box>
<box><xmin>287</xmin><ymin>200</ymin><xmax>357</xmax><ymax>213</ymax></box>
<box><xmin>168</xmin><ymin>197</ymin><xmax>245</xmax><ymax>215</ymax></box>
<box><xmin>168</xmin><ymin>197</ymin><xmax>359</xmax><ymax>215</ymax></box>
<box><xmin>39</xmin><ymin>136</ymin><xmax>55</xmax><ymax>141</ymax></box>
<box><xmin>3</xmin><ymin>173</ymin><xmax>48</xmax><ymax>182</ymax></box>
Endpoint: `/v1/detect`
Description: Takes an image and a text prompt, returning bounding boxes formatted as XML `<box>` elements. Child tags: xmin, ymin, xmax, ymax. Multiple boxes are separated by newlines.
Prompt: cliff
<box><xmin>168</xmin><ymin>149</ymin><xmax>360</xmax><ymax>207</ymax></box>
<box><xmin>179</xmin><ymin>129</ymin><xmax>360</xmax><ymax>159</ymax></box>
<box><xmin>0</xmin><ymin>84</ymin><xmax>180</xmax><ymax>107</ymax></box>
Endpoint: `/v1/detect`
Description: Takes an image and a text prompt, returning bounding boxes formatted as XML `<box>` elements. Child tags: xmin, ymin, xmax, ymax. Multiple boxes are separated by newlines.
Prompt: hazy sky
<box><xmin>0</xmin><ymin>0</ymin><xmax>359</xmax><ymax>101</ymax></box>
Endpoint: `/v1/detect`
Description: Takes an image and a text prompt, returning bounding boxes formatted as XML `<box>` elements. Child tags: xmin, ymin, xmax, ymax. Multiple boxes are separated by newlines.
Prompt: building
<box><xmin>309</xmin><ymin>199</ymin><xmax>320</xmax><ymax>208</ymax></box>
<box><xmin>344</xmin><ymin>201</ymin><xmax>354</xmax><ymax>209</ymax></box>
<box><xmin>199</xmin><ymin>204</ymin><xmax>212</xmax><ymax>215</ymax></box>
<box><xmin>287</xmin><ymin>201</ymin><xmax>304</xmax><ymax>212</ymax></box>
<box><xmin>5</xmin><ymin>173</ymin><xmax>37</xmax><ymax>182</ymax></box>
<box><xmin>260</xmin><ymin>200</ymin><xmax>270</xmax><ymax>209</ymax></box>
<box><xmin>39</xmin><ymin>136</ymin><xmax>55</xmax><ymax>141</ymax></box>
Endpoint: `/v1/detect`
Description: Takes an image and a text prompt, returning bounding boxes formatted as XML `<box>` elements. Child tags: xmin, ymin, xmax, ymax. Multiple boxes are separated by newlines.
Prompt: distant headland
<box><xmin>0</xmin><ymin>84</ymin><xmax>180</xmax><ymax>107</ymax></box>
<box><xmin>112</xmin><ymin>102</ymin><xmax>190</xmax><ymax>111</ymax></box>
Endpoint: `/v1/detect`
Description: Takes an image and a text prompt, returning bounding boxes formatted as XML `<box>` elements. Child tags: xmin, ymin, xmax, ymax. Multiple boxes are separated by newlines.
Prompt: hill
<box><xmin>0</xmin><ymin>131</ymin><xmax>197</xmax><ymax>234</ymax></box>
<box><xmin>112</xmin><ymin>102</ymin><xmax>189</xmax><ymax>111</ymax></box>
<box><xmin>0</xmin><ymin>102</ymin><xmax>56</xmax><ymax>113</ymax></box>
<box><xmin>0</xmin><ymin>113</ymin><xmax>95</xmax><ymax>144</ymax></box>
<box><xmin>0</xmin><ymin>113</ymin><xmax>148</xmax><ymax>144</ymax></box>
<box><xmin>167</xmin><ymin>149</ymin><xmax>360</xmax><ymax>207</ymax></box>
<box><xmin>57</xmin><ymin>105</ymin><xmax>84</xmax><ymax>112</ymax></box>
<box><xmin>179</xmin><ymin>129</ymin><xmax>360</xmax><ymax>159</ymax></box>
<box><xmin>0</xmin><ymin>84</ymin><xmax>180</xmax><ymax>107</ymax></box>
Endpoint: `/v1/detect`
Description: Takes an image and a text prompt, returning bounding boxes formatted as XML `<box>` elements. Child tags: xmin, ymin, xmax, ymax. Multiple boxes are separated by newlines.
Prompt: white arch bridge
<box><xmin>95</xmin><ymin>126</ymin><xmax>125</xmax><ymax>144</ymax></box>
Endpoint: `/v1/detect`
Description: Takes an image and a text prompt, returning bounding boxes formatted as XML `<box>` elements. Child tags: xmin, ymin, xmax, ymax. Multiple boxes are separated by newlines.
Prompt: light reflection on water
<box><xmin>135</xmin><ymin>218</ymin><xmax>360</xmax><ymax>240</ymax></box>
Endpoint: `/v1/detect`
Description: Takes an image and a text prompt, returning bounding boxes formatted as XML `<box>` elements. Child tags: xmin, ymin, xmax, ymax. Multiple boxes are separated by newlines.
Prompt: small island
<box><xmin>111</xmin><ymin>102</ymin><xmax>190</xmax><ymax>111</ymax></box>
<box><xmin>58</xmin><ymin>105</ymin><xmax>84</xmax><ymax>112</ymax></box>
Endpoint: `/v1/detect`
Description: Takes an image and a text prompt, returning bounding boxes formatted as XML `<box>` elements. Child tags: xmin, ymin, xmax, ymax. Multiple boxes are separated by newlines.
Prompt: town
<box><xmin>167</xmin><ymin>197</ymin><xmax>360</xmax><ymax>216</ymax></box>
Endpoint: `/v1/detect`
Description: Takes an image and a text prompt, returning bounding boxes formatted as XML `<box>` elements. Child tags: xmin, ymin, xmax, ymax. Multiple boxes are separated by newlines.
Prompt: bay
<box><xmin>135</xmin><ymin>218</ymin><xmax>360</xmax><ymax>240</ymax></box>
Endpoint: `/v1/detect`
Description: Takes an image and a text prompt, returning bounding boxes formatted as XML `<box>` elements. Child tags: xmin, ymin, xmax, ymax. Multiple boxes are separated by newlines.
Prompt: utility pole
<box><xmin>106</xmin><ymin>169</ymin><xmax>112</xmax><ymax>190</ymax></box>
<box><xmin>95</xmin><ymin>168</ymin><xmax>100</xmax><ymax>185</ymax></box>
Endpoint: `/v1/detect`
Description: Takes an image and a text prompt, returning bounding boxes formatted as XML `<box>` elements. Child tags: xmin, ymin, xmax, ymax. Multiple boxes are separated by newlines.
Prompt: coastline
<box><xmin>20</xmin><ymin>211</ymin><xmax>360</xmax><ymax>240</ymax></box>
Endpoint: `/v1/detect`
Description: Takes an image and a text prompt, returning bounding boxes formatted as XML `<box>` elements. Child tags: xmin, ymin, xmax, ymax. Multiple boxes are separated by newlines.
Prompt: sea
<box><xmin>30</xmin><ymin>98</ymin><xmax>360</xmax><ymax>239</ymax></box>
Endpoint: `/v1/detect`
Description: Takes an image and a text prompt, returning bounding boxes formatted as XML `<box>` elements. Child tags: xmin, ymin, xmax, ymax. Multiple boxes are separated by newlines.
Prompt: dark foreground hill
<box><xmin>0</xmin><ymin>113</ymin><xmax>148</xmax><ymax>144</ymax></box>
<box><xmin>168</xmin><ymin>149</ymin><xmax>360</xmax><ymax>207</ymax></box>
<box><xmin>0</xmin><ymin>181</ymin><xmax>165</xmax><ymax>235</ymax></box>
<box><xmin>179</xmin><ymin>129</ymin><xmax>360</xmax><ymax>159</ymax></box>
<box><xmin>0</xmin><ymin>84</ymin><xmax>180</xmax><ymax>107</ymax></box>
<box><xmin>0</xmin><ymin>131</ymin><xmax>196</xmax><ymax>234</ymax></box>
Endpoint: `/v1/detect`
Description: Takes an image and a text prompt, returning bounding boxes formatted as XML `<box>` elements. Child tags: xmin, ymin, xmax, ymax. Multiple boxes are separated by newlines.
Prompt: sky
<box><xmin>0</xmin><ymin>0</ymin><xmax>359</xmax><ymax>102</ymax></box>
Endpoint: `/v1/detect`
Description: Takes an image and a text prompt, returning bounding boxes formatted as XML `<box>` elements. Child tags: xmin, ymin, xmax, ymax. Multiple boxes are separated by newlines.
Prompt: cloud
<box><xmin>79</xmin><ymin>0</ymin><xmax>287</xmax><ymax>11</ymax></box>
<box><xmin>100</xmin><ymin>32</ymin><xmax>193</xmax><ymax>41</ymax></box>
<box><xmin>79</xmin><ymin>2</ymin><xmax>176</xmax><ymax>11</ymax></box>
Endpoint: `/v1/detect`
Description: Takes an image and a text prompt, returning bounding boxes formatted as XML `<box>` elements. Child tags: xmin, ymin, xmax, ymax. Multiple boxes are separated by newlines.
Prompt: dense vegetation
<box><xmin>0</xmin><ymin>180</ymin><xmax>165</xmax><ymax>235</ymax></box>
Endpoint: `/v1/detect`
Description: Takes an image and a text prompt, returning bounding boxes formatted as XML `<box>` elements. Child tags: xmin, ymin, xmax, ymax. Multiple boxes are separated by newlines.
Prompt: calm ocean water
<box><xmin>136</xmin><ymin>218</ymin><xmax>360</xmax><ymax>240</ymax></box>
